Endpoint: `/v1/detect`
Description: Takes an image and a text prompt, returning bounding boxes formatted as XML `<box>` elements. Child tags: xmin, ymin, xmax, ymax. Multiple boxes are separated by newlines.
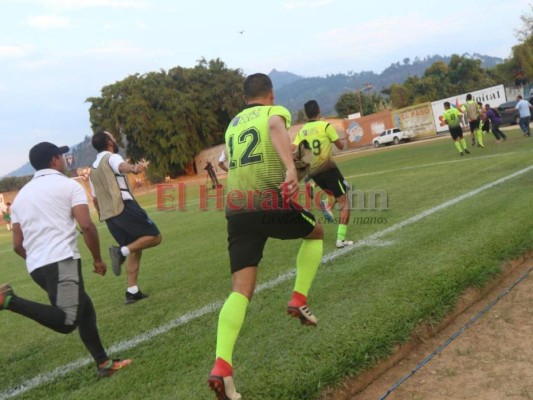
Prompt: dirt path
<box><xmin>322</xmin><ymin>253</ymin><xmax>533</xmax><ymax>400</ymax></box>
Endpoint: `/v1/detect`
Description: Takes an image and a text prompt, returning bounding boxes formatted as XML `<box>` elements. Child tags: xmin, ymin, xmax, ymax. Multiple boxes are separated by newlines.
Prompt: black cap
<box><xmin>29</xmin><ymin>142</ymin><xmax>69</xmax><ymax>170</ymax></box>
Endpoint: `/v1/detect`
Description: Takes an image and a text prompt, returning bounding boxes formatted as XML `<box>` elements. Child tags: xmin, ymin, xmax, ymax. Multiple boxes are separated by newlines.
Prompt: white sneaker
<box><xmin>336</xmin><ymin>239</ymin><xmax>354</xmax><ymax>248</ymax></box>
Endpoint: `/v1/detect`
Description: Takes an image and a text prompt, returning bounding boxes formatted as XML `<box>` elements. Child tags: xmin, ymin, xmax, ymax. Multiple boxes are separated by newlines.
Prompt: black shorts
<box><xmin>449</xmin><ymin>126</ymin><xmax>463</xmax><ymax>140</ymax></box>
<box><xmin>106</xmin><ymin>200</ymin><xmax>160</xmax><ymax>246</ymax></box>
<box><xmin>227</xmin><ymin>209</ymin><xmax>316</xmax><ymax>273</ymax></box>
<box><xmin>468</xmin><ymin>119</ymin><xmax>480</xmax><ymax>132</ymax></box>
<box><xmin>312</xmin><ymin>167</ymin><xmax>347</xmax><ymax>199</ymax></box>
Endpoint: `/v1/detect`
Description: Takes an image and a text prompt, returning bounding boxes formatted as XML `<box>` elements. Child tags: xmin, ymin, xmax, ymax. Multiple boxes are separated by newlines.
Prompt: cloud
<box><xmin>0</xmin><ymin>44</ymin><xmax>34</xmax><ymax>58</ymax></box>
<box><xmin>12</xmin><ymin>0</ymin><xmax>148</xmax><ymax>9</ymax></box>
<box><xmin>27</xmin><ymin>15</ymin><xmax>71</xmax><ymax>28</ymax></box>
<box><xmin>81</xmin><ymin>43</ymin><xmax>170</xmax><ymax>57</ymax></box>
<box><xmin>316</xmin><ymin>14</ymin><xmax>468</xmax><ymax>58</ymax></box>
<box><xmin>282</xmin><ymin>0</ymin><xmax>333</xmax><ymax>11</ymax></box>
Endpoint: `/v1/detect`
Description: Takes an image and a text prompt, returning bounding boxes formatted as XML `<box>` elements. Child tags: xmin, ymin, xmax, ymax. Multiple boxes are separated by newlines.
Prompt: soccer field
<box><xmin>2</xmin><ymin>129</ymin><xmax>533</xmax><ymax>400</ymax></box>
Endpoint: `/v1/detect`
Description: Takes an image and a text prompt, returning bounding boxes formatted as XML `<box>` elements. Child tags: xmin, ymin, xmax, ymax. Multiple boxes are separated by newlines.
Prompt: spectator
<box><xmin>2</xmin><ymin>141</ymin><xmax>132</xmax><ymax>378</ymax></box>
<box><xmin>512</xmin><ymin>95</ymin><xmax>533</xmax><ymax>137</ymax></box>
<box><xmin>484</xmin><ymin>104</ymin><xmax>507</xmax><ymax>142</ymax></box>
<box><xmin>90</xmin><ymin>131</ymin><xmax>162</xmax><ymax>305</ymax></box>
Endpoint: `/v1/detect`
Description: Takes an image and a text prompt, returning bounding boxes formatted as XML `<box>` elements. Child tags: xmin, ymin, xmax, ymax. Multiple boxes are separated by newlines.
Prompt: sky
<box><xmin>0</xmin><ymin>0</ymin><xmax>530</xmax><ymax>177</ymax></box>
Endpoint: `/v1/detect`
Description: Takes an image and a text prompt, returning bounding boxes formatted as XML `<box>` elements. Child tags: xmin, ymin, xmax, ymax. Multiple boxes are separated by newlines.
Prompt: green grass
<box><xmin>1</xmin><ymin>129</ymin><xmax>533</xmax><ymax>399</ymax></box>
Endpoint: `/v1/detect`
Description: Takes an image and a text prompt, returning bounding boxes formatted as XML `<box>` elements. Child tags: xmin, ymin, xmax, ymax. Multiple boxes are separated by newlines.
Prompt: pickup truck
<box><xmin>373</xmin><ymin>128</ymin><xmax>415</xmax><ymax>148</ymax></box>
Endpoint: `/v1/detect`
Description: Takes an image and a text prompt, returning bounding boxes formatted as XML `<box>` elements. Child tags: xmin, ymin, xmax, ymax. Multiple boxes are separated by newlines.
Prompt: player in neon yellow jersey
<box><xmin>443</xmin><ymin>101</ymin><xmax>470</xmax><ymax>156</ymax></box>
<box><xmin>461</xmin><ymin>94</ymin><xmax>484</xmax><ymax>148</ymax></box>
<box><xmin>208</xmin><ymin>73</ymin><xmax>324</xmax><ymax>400</ymax></box>
<box><xmin>293</xmin><ymin>100</ymin><xmax>353</xmax><ymax>248</ymax></box>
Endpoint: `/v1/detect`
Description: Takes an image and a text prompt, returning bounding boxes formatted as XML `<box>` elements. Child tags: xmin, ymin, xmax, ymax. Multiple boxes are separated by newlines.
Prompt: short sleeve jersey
<box><xmin>462</xmin><ymin>101</ymin><xmax>480</xmax><ymax>121</ymax></box>
<box><xmin>225</xmin><ymin>104</ymin><xmax>291</xmax><ymax>215</ymax></box>
<box><xmin>443</xmin><ymin>108</ymin><xmax>462</xmax><ymax>128</ymax></box>
<box><xmin>293</xmin><ymin>120</ymin><xmax>339</xmax><ymax>176</ymax></box>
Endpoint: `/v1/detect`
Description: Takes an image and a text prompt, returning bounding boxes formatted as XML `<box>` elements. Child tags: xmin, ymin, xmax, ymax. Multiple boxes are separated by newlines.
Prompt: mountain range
<box><xmin>6</xmin><ymin>53</ymin><xmax>503</xmax><ymax>177</ymax></box>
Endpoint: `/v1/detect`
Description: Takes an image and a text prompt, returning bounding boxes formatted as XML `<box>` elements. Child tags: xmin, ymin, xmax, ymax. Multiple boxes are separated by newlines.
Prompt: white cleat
<box><xmin>336</xmin><ymin>239</ymin><xmax>354</xmax><ymax>249</ymax></box>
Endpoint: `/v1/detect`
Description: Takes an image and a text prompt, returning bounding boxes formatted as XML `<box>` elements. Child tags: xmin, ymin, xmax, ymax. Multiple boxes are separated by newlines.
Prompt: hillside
<box><xmin>273</xmin><ymin>53</ymin><xmax>503</xmax><ymax>116</ymax></box>
<box><xmin>5</xmin><ymin>53</ymin><xmax>503</xmax><ymax>178</ymax></box>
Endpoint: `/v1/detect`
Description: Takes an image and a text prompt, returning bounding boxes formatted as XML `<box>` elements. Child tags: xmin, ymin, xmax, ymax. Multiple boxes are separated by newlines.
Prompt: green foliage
<box><xmin>86</xmin><ymin>58</ymin><xmax>245</xmax><ymax>177</ymax></box>
<box><xmin>335</xmin><ymin>91</ymin><xmax>386</xmax><ymax>117</ymax></box>
<box><xmin>388</xmin><ymin>54</ymin><xmax>498</xmax><ymax>107</ymax></box>
<box><xmin>0</xmin><ymin>175</ymin><xmax>31</xmax><ymax>192</ymax></box>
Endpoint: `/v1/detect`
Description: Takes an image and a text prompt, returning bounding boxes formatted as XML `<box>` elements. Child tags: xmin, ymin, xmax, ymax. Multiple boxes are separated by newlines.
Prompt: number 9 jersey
<box><xmin>293</xmin><ymin>120</ymin><xmax>339</xmax><ymax>177</ymax></box>
<box><xmin>225</xmin><ymin>104</ymin><xmax>292</xmax><ymax>215</ymax></box>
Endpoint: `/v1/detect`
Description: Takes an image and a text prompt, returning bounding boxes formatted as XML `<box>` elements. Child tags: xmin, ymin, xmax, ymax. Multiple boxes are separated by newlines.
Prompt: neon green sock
<box><xmin>454</xmin><ymin>141</ymin><xmax>462</xmax><ymax>153</ymax></box>
<box><xmin>476</xmin><ymin>130</ymin><xmax>484</xmax><ymax>146</ymax></box>
<box><xmin>337</xmin><ymin>224</ymin><xmax>348</xmax><ymax>241</ymax></box>
<box><xmin>294</xmin><ymin>239</ymin><xmax>323</xmax><ymax>296</ymax></box>
<box><xmin>215</xmin><ymin>292</ymin><xmax>249</xmax><ymax>365</ymax></box>
<box><xmin>460</xmin><ymin>138</ymin><xmax>467</xmax><ymax>150</ymax></box>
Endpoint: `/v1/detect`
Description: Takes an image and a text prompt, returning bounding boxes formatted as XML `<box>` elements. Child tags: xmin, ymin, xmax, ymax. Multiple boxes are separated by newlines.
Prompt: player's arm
<box><xmin>12</xmin><ymin>223</ymin><xmax>26</xmax><ymax>260</ymax></box>
<box><xmin>333</xmin><ymin>138</ymin><xmax>344</xmax><ymax>150</ymax></box>
<box><xmin>72</xmin><ymin>204</ymin><xmax>106</xmax><ymax>276</ymax></box>
<box><xmin>269</xmin><ymin>115</ymin><xmax>298</xmax><ymax>196</ymax></box>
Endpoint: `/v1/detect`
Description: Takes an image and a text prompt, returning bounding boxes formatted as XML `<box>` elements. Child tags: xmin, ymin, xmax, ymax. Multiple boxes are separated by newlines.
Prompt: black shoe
<box><xmin>464</xmin><ymin>149</ymin><xmax>470</xmax><ymax>154</ymax></box>
<box><xmin>125</xmin><ymin>290</ymin><xmax>149</xmax><ymax>305</ymax></box>
<box><xmin>109</xmin><ymin>246</ymin><xmax>126</xmax><ymax>276</ymax></box>
<box><xmin>460</xmin><ymin>152</ymin><xmax>464</xmax><ymax>156</ymax></box>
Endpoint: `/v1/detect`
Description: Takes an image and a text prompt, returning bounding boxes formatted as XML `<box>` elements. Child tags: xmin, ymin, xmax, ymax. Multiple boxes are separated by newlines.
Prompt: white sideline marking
<box><xmin>1</xmin><ymin>165</ymin><xmax>532</xmax><ymax>399</ymax></box>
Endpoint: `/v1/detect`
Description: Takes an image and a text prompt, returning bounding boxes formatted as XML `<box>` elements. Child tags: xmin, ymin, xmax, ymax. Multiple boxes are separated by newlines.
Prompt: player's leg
<box><xmin>289</xmin><ymin>220</ymin><xmax>323</xmax><ymax>326</ymax></box>
<box><xmin>209</xmin><ymin>214</ymin><xmax>265</xmax><ymax>400</ymax></box>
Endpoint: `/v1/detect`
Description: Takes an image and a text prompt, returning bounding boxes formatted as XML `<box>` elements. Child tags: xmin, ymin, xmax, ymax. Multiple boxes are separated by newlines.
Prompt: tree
<box><xmin>334</xmin><ymin>91</ymin><xmax>385</xmax><ymax>117</ymax></box>
<box><xmin>86</xmin><ymin>58</ymin><xmax>244</xmax><ymax>177</ymax></box>
<box><xmin>389</xmin><ymin>84</ymin><xmax>411</xmax><ymax>108</ymax></box>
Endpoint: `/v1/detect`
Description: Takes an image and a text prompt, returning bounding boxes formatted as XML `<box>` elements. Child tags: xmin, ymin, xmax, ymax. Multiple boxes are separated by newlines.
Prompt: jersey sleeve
<box><xmin>269</xmin><ymin>105</ymin><xmax>292</xmax><ymax>129</ymax></box>
<box><xmin>325</xmin><ymin>123</ymin><xmax>340</xmax><ymax>142</ymax></box>
<box><xmin>293</xmin><ymin>130</ymin><xmax>303</xmax><ymax>146</ymax></box>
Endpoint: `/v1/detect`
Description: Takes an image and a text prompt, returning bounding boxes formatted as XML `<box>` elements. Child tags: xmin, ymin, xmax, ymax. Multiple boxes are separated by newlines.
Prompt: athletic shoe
<box><xmin>109</xmin><ymin>246</ymin><xmax>125</xmax><ymax>276</ymax></box>
<box><xmin>97</xmin><ymin>358</ymin><xmax>132</xmax><ymax>378</ymax></box>
<box><xmin>0</xmin><ymin>284</ymin><xmax>13</xmax><ymax>310</ymax></box>
<box><xmin>287</xmin><ymin>304</ymin><xmax>318</xmax><ymax>326</ymax></box>
<box><xmin>125</xmin><ymin>290</ymin><xmax>149</xmax><ymax>305</ymax></box>
<box><xmin>336</xmin><ymin>239</ymin><xmax>354</xmax><ymax>248</ymax></box>
<box><xmin>207</xmin><ymin>375</ymin><xmax>242</xmax><ymax>400</ymax></box>
<box><xmin>478</xmin><ymin>144</ymin><xmax>485</xmax><ymax>148</ymax></box>
<box><xmin>460</xmin><ymin>152</ymin><xmax>464</xmax><ymax>156</ymax></box>
<box><xmin>319</xmin><ymin>200</ymin><xmax>335</xmax><ymax>223</ymax></box>
<box><xmin>464</xmin><ymin>149</ymin><xmax>470</xmax><ymax>154</ymax></box>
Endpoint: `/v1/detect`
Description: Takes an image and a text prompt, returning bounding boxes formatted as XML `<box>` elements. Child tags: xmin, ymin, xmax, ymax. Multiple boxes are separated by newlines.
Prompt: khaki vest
<box><xmin>91</xmin><ymin>154</ymin><xmax>131</xmax><ymax>220</ymax></box>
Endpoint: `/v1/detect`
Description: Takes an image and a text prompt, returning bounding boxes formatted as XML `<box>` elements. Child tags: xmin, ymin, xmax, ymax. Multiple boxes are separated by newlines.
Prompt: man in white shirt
<box><xmin>90</xmin><ymin>131</ymin><xmax>162</xmax><ymax>305</ymax></box>
<box><xmin>0</xmin><ymin>141</ymin><xmax>132</xmax><ymax>377</ymax></box>
<box><xmin>515</xmin><ymin>95</ymin><xmax>533</xmax><ymax>137</ymax></box>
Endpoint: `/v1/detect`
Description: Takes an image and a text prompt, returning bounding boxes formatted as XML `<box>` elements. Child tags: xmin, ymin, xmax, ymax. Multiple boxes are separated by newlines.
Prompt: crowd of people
<box><xmin>442</xmin><ymin>93</ymin><xmax>532</xmax><ymax>156</ymax></box>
